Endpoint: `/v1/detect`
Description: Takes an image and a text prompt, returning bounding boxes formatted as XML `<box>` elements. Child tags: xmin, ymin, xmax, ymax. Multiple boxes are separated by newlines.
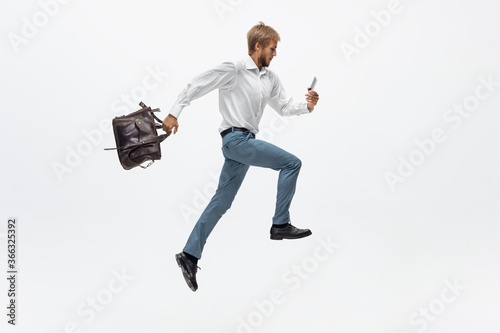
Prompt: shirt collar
<box><xmin>245</xmin><ymin>55</ymin><xmax>268</xmax><ymax>75</ymax></box>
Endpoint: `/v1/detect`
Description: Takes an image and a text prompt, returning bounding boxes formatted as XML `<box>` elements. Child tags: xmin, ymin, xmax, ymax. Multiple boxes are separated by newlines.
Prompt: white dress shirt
<box><xmin>169</xmin><ymin>55</ymin><xmax>311</xmax><ymax>135</ymax></box>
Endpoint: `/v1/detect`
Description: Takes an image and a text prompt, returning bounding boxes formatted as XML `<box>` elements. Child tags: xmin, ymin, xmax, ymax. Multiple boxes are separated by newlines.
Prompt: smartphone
<box><xmin>309</xmin><ymin>77</ymin><xmax>317</xmax><ymax>91</ymax></box>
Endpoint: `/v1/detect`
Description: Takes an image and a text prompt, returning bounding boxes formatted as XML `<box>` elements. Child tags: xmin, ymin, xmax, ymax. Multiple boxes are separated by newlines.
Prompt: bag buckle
<box><xmin>140</xmin><ymin>160</ymin><xmax>155</xmax><ymax>169</ymax></box>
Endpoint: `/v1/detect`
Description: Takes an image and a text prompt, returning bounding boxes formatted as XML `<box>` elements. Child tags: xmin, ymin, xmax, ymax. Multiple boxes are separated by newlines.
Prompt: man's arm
<box><xmin>267</xmin><ymin>74</ymin><xmax>320</xmax><ymax>116</ymax></box>
<box><xmin>163</xmin><ymin>61</ymin><xmax>238</xmax><ymax>134</ymax></box>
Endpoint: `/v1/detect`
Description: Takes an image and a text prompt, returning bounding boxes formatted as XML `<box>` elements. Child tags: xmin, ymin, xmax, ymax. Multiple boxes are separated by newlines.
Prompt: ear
<box><xmin>254</xmin><ymin>42</ymin><xmax>261</xmax><ymax>52</ymax></box>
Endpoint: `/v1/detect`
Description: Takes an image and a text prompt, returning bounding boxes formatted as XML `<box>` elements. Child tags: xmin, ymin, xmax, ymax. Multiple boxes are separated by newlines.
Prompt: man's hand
<box><xmin>163</xmin><ymin>114</ymin><xmax>179</xmax><ymax>134</ymax></box>
<box><xmin>306</xmin><ymin>88</ymin><xmax>319</xmax><ymax>111</ymax></box>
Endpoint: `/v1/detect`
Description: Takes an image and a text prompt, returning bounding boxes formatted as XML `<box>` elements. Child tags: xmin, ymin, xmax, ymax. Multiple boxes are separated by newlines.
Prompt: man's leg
<box><xmin>222</xmin><ymin>132</ymin><xmax>311</xmax><ymax>240</ymax></box>
<box><xmin>177</xmin><ymin>154</ymin><xmax>249</xmax><ymax>291</ymax></box>
<box><xmin>222</xmin><ymin>131</ymin><xmax>303</xmax><ymax>226</ymax></box>
<box><xmin>183</xmin><ymin>157</ymin><xmax>250</xmax><ymax>259</ymax></box>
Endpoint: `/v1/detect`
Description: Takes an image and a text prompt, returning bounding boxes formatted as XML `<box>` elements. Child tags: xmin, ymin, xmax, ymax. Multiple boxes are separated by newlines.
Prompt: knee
<box><xmin>288</xmin><ymin>157</ymin><xmax>302</xmax><ymax>171</ymax></box>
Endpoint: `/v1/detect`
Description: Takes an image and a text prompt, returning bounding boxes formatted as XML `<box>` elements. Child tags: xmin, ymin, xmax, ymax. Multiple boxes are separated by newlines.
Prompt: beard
<box><xmin>260</xmin><ymin>54</ymin><xmax>270</xmax><ymax>67</ymax></box>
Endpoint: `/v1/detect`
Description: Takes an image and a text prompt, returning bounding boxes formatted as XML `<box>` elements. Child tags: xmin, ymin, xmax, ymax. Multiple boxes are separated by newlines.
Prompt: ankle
<box><xmin>183</xmin><ymin>252</ymin><xmax>199</xmax><ymax>264</ymax></box>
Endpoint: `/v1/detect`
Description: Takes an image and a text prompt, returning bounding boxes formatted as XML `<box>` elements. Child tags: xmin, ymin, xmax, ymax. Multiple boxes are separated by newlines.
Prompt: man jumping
<box><xmin>163</xmin><ymin>22</ymin><xmax>319</xmax><ymax>291</ymax></box>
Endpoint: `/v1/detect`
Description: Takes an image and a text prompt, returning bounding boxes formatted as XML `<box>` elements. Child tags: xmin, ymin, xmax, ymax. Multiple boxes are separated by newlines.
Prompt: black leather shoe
<box><xmin>175</xmin><ymin>252</ymin><xmax>199</xmax><ymax>292</ymax></box>
<box><xmin>270</xmin><ymin>223</ymin><xmax>312</xmax><ymax>240</ymax></box>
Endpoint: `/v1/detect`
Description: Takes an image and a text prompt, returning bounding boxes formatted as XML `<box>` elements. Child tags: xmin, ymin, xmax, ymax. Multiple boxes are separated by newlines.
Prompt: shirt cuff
<box><xmin>301</xmin><ymin>102</ymin><xmax>312</xmax><ymax>114</ymax></box>
<box><xmin>170</xmin><ymin>104</ymin><xmax>184</xmax><ymax>119</ymax></box>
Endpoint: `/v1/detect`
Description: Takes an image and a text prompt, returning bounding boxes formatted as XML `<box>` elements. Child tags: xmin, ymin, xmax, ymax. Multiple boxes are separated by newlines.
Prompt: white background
<box><xmin>1</xmin><ymin>0</ymin><xmax>499</xmax><ymax>332</ymax></box>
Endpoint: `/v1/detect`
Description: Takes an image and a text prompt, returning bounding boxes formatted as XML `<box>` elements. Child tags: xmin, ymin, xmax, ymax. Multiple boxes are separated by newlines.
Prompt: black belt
<box><xmin>220</xmin><ymin>127</ymin><xmax>255</xmax><ymax>139</ymax></box>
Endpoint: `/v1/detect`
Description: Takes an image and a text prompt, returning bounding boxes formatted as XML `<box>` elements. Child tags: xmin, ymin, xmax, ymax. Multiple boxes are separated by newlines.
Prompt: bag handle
<box><xmin>152</xmin><ymin>112</ymin><xmax>163</xmax><ymax>125</ymax></box>
<box><xmin>141</xmin><ymin>101</ymin><xmax>164</xmax><ymax>129</ymax></box>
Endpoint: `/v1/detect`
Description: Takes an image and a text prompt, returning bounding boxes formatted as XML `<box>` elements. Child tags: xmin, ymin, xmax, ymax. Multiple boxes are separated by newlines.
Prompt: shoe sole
<box><xmin>270</xmin><ymin>230</ymin><xmax>312</xmax><ymax>240</ymax></box>
<box><xmin>175</xmin><ymin>254</ymin><xmax>197</xmax><ymax>292</ymax></box>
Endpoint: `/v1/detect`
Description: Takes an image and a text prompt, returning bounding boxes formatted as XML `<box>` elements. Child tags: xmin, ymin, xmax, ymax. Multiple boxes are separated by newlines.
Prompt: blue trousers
<box><xmin>183</xmin><ymin>130</ymin><xmax>302</xmax><ymax>259</ymax></box>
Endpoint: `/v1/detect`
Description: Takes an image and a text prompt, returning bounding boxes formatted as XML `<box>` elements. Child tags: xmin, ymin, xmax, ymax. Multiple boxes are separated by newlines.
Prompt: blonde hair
<box><xmin>247</xmin><ymin>21</ymin><xmax>281</xmax><ymax>55</ymax></box>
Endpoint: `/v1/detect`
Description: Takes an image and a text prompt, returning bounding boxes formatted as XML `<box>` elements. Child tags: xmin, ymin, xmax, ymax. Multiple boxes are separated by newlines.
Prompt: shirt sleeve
<box><xmin>267</xmin><ymin>73</ymin><xmax>311</xmax><ymax>117</ymax></box>
<box><xmin>170</xmin><ymin>61</ymin><xmax>238</xmax><ymax>118</ymax></box>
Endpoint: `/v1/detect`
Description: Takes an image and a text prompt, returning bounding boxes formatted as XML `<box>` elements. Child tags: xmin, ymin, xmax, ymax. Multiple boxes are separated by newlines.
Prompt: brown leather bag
<box><xmin>106</xmin><ymin>102</ymin><xmax>170</xmax><ymax>170</ymax></box>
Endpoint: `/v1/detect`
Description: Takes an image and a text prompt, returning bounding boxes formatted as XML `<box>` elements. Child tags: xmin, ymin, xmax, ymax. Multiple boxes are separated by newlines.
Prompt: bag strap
<box><xmin>140</xmin><ymin>101</ymin><xmax>164</xmax><ymax>129</ymax></box>
<box><xmin>123</xmin><ymin>142</ymin><xmax>158</xmax><ymax>169</ymax></box>
<box><xmin>152</xmin><ymin>113</ymin><xmax>164</xmax><ymax>129</ymax></box>
<box><xmin>104</xmin><ymin>133</ymin><xmax>170</xmax><ymax>151</ymax></box>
